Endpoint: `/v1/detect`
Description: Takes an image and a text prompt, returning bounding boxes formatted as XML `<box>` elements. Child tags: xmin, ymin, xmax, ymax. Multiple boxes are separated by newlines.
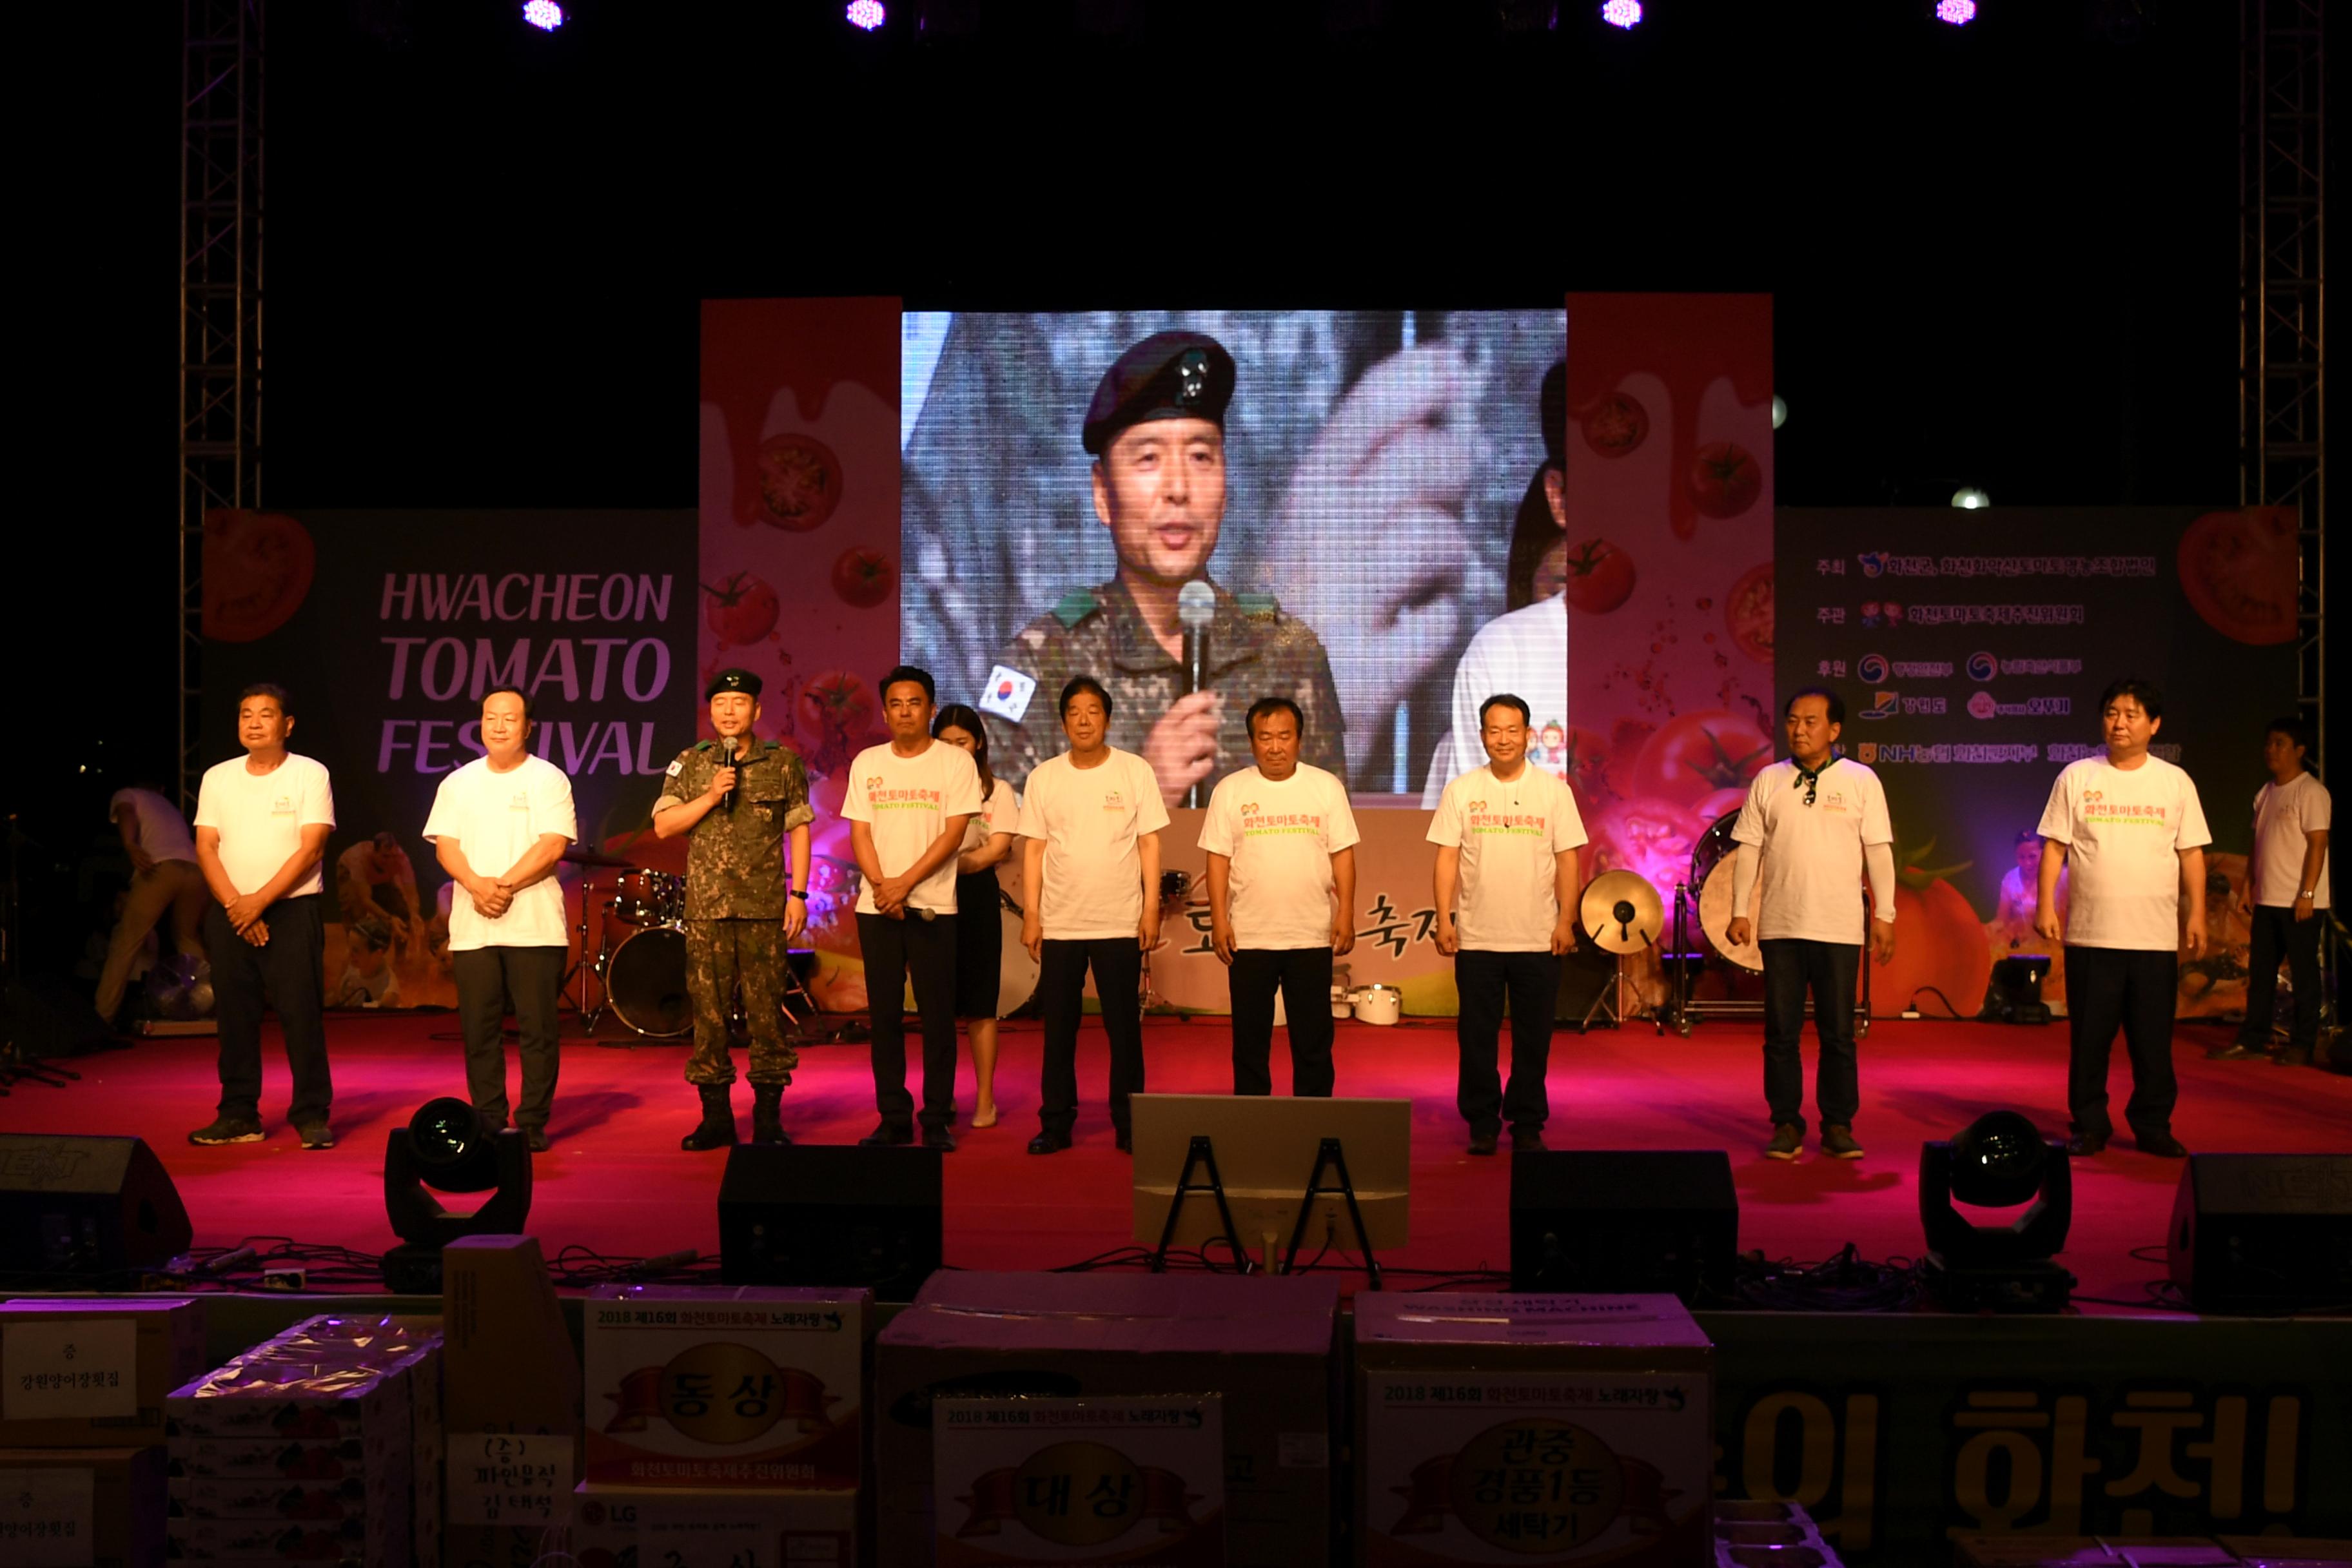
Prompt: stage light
<box><xmin>382</xmin><ymin>1098</ymin><xmax>533</xmax><ymax>1293</ymax></box>
<box><xmin>1770</xmin><ymin>395</ymin><xmax>1787</xmax><ymax>431</ymax></box>
<box><xmin>1952</xmin><ymin>486</ymin><xmax>1992</xmax><ymax>509</ymax></box>
<box><xmin>847</xmin><ymin>0</ymin><xmax>886</xmax><ymax>28</ymax></box>
<box><xmin>1600</xmin><ymin>0</ymin><xmax>1642</xmax><ymax>28</ymax></box>
<box><xmin>1936</xmin><ymin>0</ymin><xmax>1978</xmax><ymax>23</ymax></box>
<box><xmin>1919</xmin><ymin>1111</ymin><xmax>2074</xmax><ymax>1311</ymax></box>
<box><xmin>521</xmin><ymin>0</ymin><xmax>565</xmax><ymax>32</ymax></box>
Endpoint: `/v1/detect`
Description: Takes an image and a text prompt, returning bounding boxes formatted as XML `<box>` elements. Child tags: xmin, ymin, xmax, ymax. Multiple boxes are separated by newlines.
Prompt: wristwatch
<box><xmin>789</xmin><ymin>889</ymin><xmax>808</xmax><ymax>901</ymax></box>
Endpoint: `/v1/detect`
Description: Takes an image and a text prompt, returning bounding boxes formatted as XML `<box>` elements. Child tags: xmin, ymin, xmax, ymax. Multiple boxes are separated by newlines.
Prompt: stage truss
<box><xmin>179</xmin><ymin>0</ymin><xmax>265</xmax><ymax>810</ymax></box>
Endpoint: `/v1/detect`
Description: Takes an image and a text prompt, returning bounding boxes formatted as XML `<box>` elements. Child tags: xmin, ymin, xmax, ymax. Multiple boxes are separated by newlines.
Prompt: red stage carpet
<box><xmin>8</xmin><ymin>1012</ymin><xmax>2346</xmax><ymax>1311</ymax></box>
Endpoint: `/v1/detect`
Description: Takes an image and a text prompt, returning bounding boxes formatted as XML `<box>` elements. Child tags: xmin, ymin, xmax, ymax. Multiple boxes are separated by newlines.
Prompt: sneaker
<box><xmin>520</xmin><ymin>1126</ymin><xmax>551</xmax><ymax>1153</ymax></box>
<box><xmin>295</xmin><ymin>1122</ymin><xmax>336</xmax><ymax>1151</ymax></box>
<box><xmin>1467</xmin><ymin>1129</ymin><xmax>1500</xmax><ymax>1157</ymax></box>
<box><xmin>1764</xmin><ymin>1124</ymin><xmax>1803</xmax><ymax>1161</ymax></box>
<box><xmin>2065</xmin><ymin>1132</ymin><xmax>2108</xmax><ymax>1157</ymax></box>
<box><xmin>2134</xmin><ymin>1131</ymin><xmax>2189</xmax><ymax>1159</ymax></box>
<box><xmin>188</xmin><ymin>1117</ymin><xmax>264</xmax><ymax>1146</ymax></box>
<box><xmin>1509</xmin><ymin>1126</ymin><xmax>1547</xmax><ymax>1153</ymax></box>
<box><xmin>1819</xmin><ymin>1124</ymin><xmax>1863</xmax><ymax>1160</ymax></box>
<box><xmin>1026</xmin><ymin>1132</ymin><xmax>1072</xmax><ymax>1155</ymax></box>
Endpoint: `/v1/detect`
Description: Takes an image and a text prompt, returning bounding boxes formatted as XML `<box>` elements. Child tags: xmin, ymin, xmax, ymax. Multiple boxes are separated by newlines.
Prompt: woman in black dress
<box><xmin>933</xmin><ymin>704</ymin><xmax>1018</xmax><ymax>1128</ymax></box>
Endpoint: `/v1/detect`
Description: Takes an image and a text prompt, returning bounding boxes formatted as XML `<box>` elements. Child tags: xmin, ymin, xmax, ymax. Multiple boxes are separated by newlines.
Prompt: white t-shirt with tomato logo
<box><xmin>1730</xmin><ymin>758</ymin><xmax>1894</xmax><ymax>945</ymax></box>
<box><xmin>2036</xmin><ymin>755</ymin><xmax>2212</xmax><ymax>951</ymax></box>
<box><xmin>193</xmin><ymin>753</ymin><xmax>337</xmax><ymax>898</ymax></box>
<box><xmin>422</xmin><ymin>754</ymin><xmax>578</xmax><ymax>950</ymax></box>
<box><xmin>1199</xmin><ymin>764</ymin><xmax>1362</xmax><ymax>950</ymax></box>
<box><xmin>1427</xmin><ymin>764</ymin><xmax>1588</xmax><ymax>952</ymax></box>
<box><xmin>2251</xmin><ymin>772</ymin><xmax>2331</xmax><ymax>910</ymax></box>
<box><xmin>1017</xmin><ymin>748</ymin><xmax>1171</xmax><ymax>941</ymax></box>
<box><xmin>843</xmin><ymin>740</ymin><xmax>984</xmax><ymax>916</ymax></box>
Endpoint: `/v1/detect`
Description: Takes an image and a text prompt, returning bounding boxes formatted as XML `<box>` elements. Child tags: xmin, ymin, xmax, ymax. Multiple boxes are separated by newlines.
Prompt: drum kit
<box><xmin>559</xmin><ymin>845</ymin><xmax>819</xmax><ymax>1042</ymax></box>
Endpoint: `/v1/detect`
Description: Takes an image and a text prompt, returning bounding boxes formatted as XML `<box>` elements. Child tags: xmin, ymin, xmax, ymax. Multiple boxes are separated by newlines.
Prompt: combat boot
<box><xmin>680</xmin><ymin>1083</ymin><xmax>738</xmax><ymax>1152</ymax></box>
<box><xmin>752</xmin><ymin>1084</ymin><xmax>792</xmax><ymax>1146</ymax></box>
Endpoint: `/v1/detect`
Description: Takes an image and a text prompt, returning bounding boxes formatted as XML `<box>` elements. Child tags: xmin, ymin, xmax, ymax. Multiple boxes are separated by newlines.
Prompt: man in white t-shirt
<box><xmin>1021</xmin><ymin>675</ymin><xmax>1171</xmax><ymax>1153</ymax></box>
<box><xmin>845</xmin><ymin>666</ymin><xmax>981</xmax><ymax>1150</ymax></box>
<box><xmin>422</xmin><ymin>687</ymin><xmax>578</xmax><ymax>1151</ymax></box>
<box><xmin>97</xmin><ymin>785</ymin><xmax>208</xmax><ymax>1024</ymax></box>
<box><xmin>2035</xmin><ymin>678</ymin><xmax>2211</xmax><ymax>1157</ymax></box>
<box><xmin>1202</xmin><ymin>697</ymin><xmax>1360</xmax><ymax>1097</ymax></box>
<box><xmin>2215</xmin><ymin>715</ymin><xmax>2331</xmax><ymax>1066</ymax></box>
<box><xmin>189</xmin><ymin>684</ymin><xmax>337</xmax><ymax>1149</ymax></box>
<box><xmin>1727</xmin><ymin>689</ymin><xmax>1898</xmax><ymax>1162</ymax></box>
<box><xmin>1429</xmin><ymin>693</ymin><xmax>1587</xmax><ymax>1155</ymax></box>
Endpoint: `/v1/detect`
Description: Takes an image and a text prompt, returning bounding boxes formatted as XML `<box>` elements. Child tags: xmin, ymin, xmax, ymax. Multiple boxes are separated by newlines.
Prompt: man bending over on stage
<box><xmin>2036</xmin><ymin>677</ymin><xmax>2210</xmax><ymax>1157</ymax></box>
<box><xmin>845</xmin><ymin>665</ymin><xmax>979</xmax><ymax>1151</ymax></box>
<box><xmin>1022</xmin><ymin>675</ymin><xmax>1169</xmax><ymax>1154</ymax></box>
<box><xmin>1727</xmin><ymin>688</ymin><xmax>1896</xmax><ymax>1162</ymax></box>
<box><xmin>654</xmin><ymin>667</ymin><xmax>814</xmax><ymax>1152</ymax></box>
<box><xmin>2215</xmin><ymin>716</ymin><xmax>2331</xmax><ymax>1066</ymax></box>
<box><xmin>424</xmin><ymin>686</ymin><xmax>576</xmax><ymax>1151</ymax></box>
<box><xmin>1429</xmin><ymin>693</ymin><xmax>1585</xmax><ymax>1155</ymax></box>
<box><xmin>1202</xmin><ymin>696</ymin><xmax>1358</xmax><ymax>1097</ymax></box>
<box><xmin>189</xmin><ymin>684</ymin><xmax>337</xmax><ymax>1149</ymax></box>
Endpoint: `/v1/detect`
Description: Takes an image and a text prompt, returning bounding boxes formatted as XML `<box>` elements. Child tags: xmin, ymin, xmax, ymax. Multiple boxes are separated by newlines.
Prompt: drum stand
<box><xmin>1581</xmin><ymin>949</ymin><xmax>1638</xmax><ymax>1030</ymax></box>
<box><xmin>1665</xmin><ymin>882</ymin><xmax>1873</xmax><ymax>1038</ymax></box>
<box><xmin>560</xmin><ymin>876</ymin><xmax>614</xmax><ymax>1035</ymax></box>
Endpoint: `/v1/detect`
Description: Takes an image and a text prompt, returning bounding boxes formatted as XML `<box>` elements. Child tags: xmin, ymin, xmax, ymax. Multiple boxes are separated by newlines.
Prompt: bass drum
<box><xmin>1691</xmin><ymin>810</ymin><xmax>1765</xmax><ymax>974</ymax></box>
<box><xmin>607</xmin><ymin>925</ymin><xmax>692</xmax><ymax>1037</ymax></box>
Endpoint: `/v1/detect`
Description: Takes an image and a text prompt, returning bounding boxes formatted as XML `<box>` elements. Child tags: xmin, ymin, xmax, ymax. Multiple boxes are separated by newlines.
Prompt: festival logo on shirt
<box><xmin>509</xmin><ymin>790</ymin><xmax>530</xmax><ymax>811</ymax></box>
<box><xmin>1465</xmin><ymin>803</ymin><xmax>1548</xmax><ymax>837</ymax></box>
<box><xmin>1237</xmin><ymin>801</ymin><xmax>1324</xmax><ymax>838</ymax></box>
<box><xmin>868</xmin><ymin>783</ymin><xmax>945</xmax><ymax>812</ymax></box>
<box><xmin>271</xmin><ymin>795</ymin><xmax>296</xmax><ymax>817</ymax></box>
<box><xmin>1102</xmin><ymin>790</ymin><xmax>1124</xmax><ymax>812</ymax></box>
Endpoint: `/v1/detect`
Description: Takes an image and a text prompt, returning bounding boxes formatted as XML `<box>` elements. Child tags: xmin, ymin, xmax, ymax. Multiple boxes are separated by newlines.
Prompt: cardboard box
<box><xmin>168</xmin><ymin>1353</ymin><xmax>417</xmax><ymax>1442</ymax></box>
<box><xmin>0</xmin><ymin>1445</ymin><xmax>166</xmax><ymax>1568</ymax></box>
<box><xmin>1353</xmin><ymin>1291</ymin><xmax>1714</xmax><ymax>1567</ymax></box>
<box><xmin>164</xmin><ymin>1509</ymin><xmax>410</xmax><ymax>1567</ymax></box>
<box><xmin>569</xmin><ymin>1481</ymin><xmax>856</xmax><ymax>1566</ymax></box>
<box><xmin>583</xmin><ymin>1284</ymin><xmax>870</xmax><ymax>1490</ymax></box>
<box><xmin>442</xmin><ymin>1237</ymin><xmax>582</xmax><ymax>1568</ymax></box>
<box><xmin>170</xmin><ymin>1472</ymin><xmax>380</xmax><ymax>1520</ymax></box>
<box><xmin>877</xmin><ymin>1271</ymin><xmax>1340</xmax><ymax>1568</ymax></box>
<box><xmin>1952</xmin><ymin>1539</ymin><xmax>2237</xmax><ymax>1567</ymax></box>
<box><xmin>934</xmin><ymin>1395</ymin><xmax>1224</xmax><ymax>1566</ymax></box>
<box><xmin>0</xmin><ymin>1297</ymin><xmax>206</xmax><ymax>1447</ymax></box>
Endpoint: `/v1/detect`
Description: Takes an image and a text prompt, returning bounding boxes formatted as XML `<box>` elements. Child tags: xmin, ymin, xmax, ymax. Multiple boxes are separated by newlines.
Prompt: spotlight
<box><xmin>521</xmin><ymin>0</ymin><xmax>566</xmax><ymax>31</ymax></box>
<box><xmin>1952</xmin><ymin>486</ymin><xmax>1992</xmax><ymax>509</ymax></box>
<box><xmin>1600</xmin><ymin>0</ymin><xmax>1642</xmax><ymax>28</ymax></box>
<box><xmin>1936</xmin><ymin>0</ymin><xmax>1978</xmax><ymax>23</ymax></box>
<box><xmin>1770</xmin><ymin>395</ymin><xmax>1787</xmax><ymax>431</ymax></box>
<box><xmin>1919</xmin><ymin>1111</ymin><xmax>2074</xmax><ymax>1311</ymax></box>
<box><xmin>847</xmin><ymin>0</ymin><xmax>886</xmax><ymax>28</ymax></box>
<box><xmin>382</xmin><ymin>1098</ymin><xmax>533</xmax><ymax>1293</ymax></box>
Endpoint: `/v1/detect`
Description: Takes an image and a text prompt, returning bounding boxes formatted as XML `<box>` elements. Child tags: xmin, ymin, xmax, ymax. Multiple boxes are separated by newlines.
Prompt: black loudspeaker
<box><xmin>719</xmin><ymin>1144</ymin><xmax>943</xmax><ymax>1302</ymax></box>
<box><xmin>1553</xmin><ymin>943</ymin><xmax>1617</xmax><ymax>1023</ymax></box>
<box><xmin>0</xmin><ymin>1133</ymin><xmax>194</xmax><ymax>1282</ymax></box>
<box><xmin>1511</xmin><ymin>1150</ymin><xmax>1737</xmax><ymax>1303</ymax></box>
<box><xmin>2168</xmin><ymin>1154</ymin><xmax>2352</xmax><ymax>1314</ymax></box>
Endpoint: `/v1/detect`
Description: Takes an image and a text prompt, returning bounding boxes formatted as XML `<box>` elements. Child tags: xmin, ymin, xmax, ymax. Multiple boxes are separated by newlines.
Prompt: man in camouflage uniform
<box><xmin>652</xmin><ymin>667</ymin><xmax>814</xmax><ymax>1152</ymax></box>
<box><xmin>977</xmin><ymin>330</ymin><xmax>1346</xmax><ymax>808</ymax></box>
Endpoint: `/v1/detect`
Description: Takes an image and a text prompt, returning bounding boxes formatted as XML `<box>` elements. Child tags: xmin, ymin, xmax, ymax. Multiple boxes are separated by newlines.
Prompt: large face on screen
<box><xmin>1091</xmin><ymin>418</ymin><xmax>1226</xmax><ymax>587</ymax></box>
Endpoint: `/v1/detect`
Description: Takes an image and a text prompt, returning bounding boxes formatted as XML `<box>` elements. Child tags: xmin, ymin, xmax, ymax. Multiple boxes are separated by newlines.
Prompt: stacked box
<box><xmin>876</xmin><ymin>1271</ymin><xmax>1342</xmax><ymax>1568</ymax></box>
<box><xmin>932</xmin><ymin>1395</ymin><xmax>1226</xmax><ymax>1567</ymax></box>
<box><xmin>0</xmin><ymin>1444</ymin><xmax>166</xmax><ymax>1568</ymax></box>
<box><xmin>0</xmin><ymin>1297</ymin><xmax>206</xmax><ymax>1449</ymax></box>
<box><xmin>566</xmin><ymin>1481</ymin><xmax>858</xmax><ymax>1566</ymax></box>
<box><xmin>440</xmin><ymin>1236</ymin><xmax>582</xmax><ymax>1568</ymax></box>
<box><xmin>582</xmin><ymin>1284</ymin><xmax>870</xmax><ymax>1491</ymax></box>
<box><xmin>1714</xmin><ymin>1499</ymin><xmax>1842</xmax><ymax>1567</ymax></box>
<box><xmin>165</xmin><ymin>1313</ymin><xmax>444</xmax><ymax>1568</ymax></box>
<box><xmin>1353</xmin><ymin>1291</ymin><xmax>1715</xmax><ymax>1568</ymax></box>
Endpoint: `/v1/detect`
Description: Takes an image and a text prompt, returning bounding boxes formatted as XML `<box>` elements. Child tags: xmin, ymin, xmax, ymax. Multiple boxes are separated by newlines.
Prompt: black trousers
<box><xmin>451</xmin><ymin>945</ymin><xmax>565</xmax><ymax>1130</ymax></box>
<box><xmin>858</xmin><ymin>912</ymin><xmax>959</xmax><ymax>1133</ymax></box>
<box><xmin>1038</xmin><ymin>937</ymin><xmax>1145</xmax><ymax>1137</ymax></box>
<box><xmin>2237</xmin><ymin>904</ymin><xmax>2324</xmax><ymax>1053</ymax></box>
<box><xmin>1230</xmin><ymin>948</ymin><xmax>1336</xmax><ymax>1097</ymax></box>
<box><xmin>204</xmin><ymin>895</ymin><xmax>331</xmax><ymax>1124</ymax></box>
<box><xmin>1455</xmin><ymin>948</ymin><xmax>1561</xmax><ymax>1137</ymax></box>
<box><xmin>2064</xmin><ymin>944</ymin><xmax>2179</xmax><ymax>1139</ymax></box>
<box><xmin>1760</xmin><ymin>938</ymin><xmax>1862</xmax><ymax>1133</ymax></box>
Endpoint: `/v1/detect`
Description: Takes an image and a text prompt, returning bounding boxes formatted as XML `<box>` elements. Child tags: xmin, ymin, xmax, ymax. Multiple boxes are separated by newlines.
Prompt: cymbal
<box><xmin>560</xmin><ymin>845</ymin><xmax>635</xmax><ymax>870</ymax></box>
<box><xmin>1580</xmin><ymin>870</ymin><xmax>1663</xmax><ymax>955</ymax></box>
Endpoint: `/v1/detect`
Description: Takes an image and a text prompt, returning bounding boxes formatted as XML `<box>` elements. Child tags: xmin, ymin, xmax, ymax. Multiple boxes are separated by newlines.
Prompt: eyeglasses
<box><xmin>1802</xmin><ymin>772</ymin><xmax>1819</xmax><ymax>807</ymax></box>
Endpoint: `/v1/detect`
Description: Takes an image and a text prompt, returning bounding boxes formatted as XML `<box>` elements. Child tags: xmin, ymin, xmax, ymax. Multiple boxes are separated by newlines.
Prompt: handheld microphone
<box><xmin>720</xmin><ymin>734</ymin><xmax>740</xmax><ymax>814</ymax></box>
<box><xmin>1177</xmin><ymin>580</ymin><xmax>1217</xmax><ymax>808</ymax></box>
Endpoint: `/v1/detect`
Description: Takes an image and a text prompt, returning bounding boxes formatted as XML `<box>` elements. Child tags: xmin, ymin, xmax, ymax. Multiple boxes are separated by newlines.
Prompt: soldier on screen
<box><xmin>652</xmin><ymin>667</ymin><xmax>814</xmax><ymax>1152</ymax></box>
<box><xmin>975</xmin><ymin>329</ymin><xmax>1348</xmax><ymax>809</ymax></box>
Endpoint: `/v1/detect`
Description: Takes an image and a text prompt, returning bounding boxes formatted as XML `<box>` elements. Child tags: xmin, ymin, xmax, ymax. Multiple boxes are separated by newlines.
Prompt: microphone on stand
<box><xmin>1177</xmin><ymin>579</ymin><xmax>1216</xmax><ymax>809</ymax></box>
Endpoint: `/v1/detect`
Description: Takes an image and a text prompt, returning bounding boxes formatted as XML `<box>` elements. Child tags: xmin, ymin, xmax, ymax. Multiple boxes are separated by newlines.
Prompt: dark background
<box><xmin>18</xmin><ymin>0</ymin><xmax>2263</xmax><ymax>977</ymax></box>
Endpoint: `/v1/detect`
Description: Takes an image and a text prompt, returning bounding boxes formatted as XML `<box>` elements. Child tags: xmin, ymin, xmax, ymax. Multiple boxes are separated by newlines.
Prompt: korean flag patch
<box><xmin>978</xmin><ymin>665</ymin><xmax>1037</xmax><ymax>724</ymax></box>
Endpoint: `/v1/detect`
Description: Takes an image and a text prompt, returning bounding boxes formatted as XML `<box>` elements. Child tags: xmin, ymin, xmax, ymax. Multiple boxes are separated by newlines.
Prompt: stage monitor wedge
<box><xmin>720</xmin><ymin>1143</ymin><xmax>943</xmax><ymax>1302</ymax></box>
<box><xmin>1511</xmin><ymin>1150</ymin><xmax>1737</xmax><ymax>1304</ymax></box>
<box><xmin>0</xmin><ymin>1133</ymin><xmax>193</xmax><ymax>1282</ymax></box>
<box><xmin>2169</xmin><ymin>1153</ymin><xmax>2352</xmax><ymax>1315</ymax></box>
